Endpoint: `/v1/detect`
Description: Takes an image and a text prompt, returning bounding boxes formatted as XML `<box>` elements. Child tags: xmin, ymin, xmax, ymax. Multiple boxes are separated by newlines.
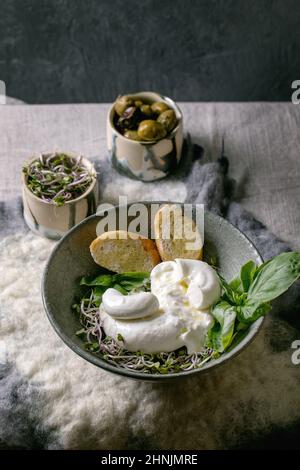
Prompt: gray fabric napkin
<box><xmin>0</xmin><ymin>140</ymin><xmax>299</xmax><ymax>449</ymax></box>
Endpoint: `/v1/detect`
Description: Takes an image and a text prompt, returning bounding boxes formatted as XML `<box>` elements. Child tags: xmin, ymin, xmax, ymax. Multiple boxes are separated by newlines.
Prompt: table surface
<box><xmin>1</xmin><ymin>102</ymin><xmax>299</xmax><ymax>249</ymax></box>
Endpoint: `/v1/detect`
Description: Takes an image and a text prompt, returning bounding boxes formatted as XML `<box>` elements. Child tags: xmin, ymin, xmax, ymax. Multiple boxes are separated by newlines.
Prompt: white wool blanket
<box><xmin>0</xmin><ymin>149</ymin><xmax>299</xmax><ymax>449</ymax></box>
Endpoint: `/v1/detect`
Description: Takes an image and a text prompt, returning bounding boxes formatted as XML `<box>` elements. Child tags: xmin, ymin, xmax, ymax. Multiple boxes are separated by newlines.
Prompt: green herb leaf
<box><xmin>237</xmin><ymin>301</ymin><xmax>271</xmax><ymax>324</ymax></box>
<box><xmin>80</xmin><ymin>274</ymin><xmax>113</xmax><ymax>287</ymax></box>
<box><xmin>75</xmin><ymin>328</ymin><xmax>86</xmax><ymax>339</ymax></box>
<box><xmin>113</xmin><ymin>272</ymin><xmax>150</xmax><ymax>292</ymax></box>
<box><xmin>240</xmin><ymin>260</ymin><xmax>257</xmax><ymax>292</ymax></box>
<box><xmin>218</xmin><ymin>275</ymin><xmax>236</xmax><ymax>303</ymax></box>
<box><xmin>225</xmin><ymin>328</ymin><xmax>250</xmax><ymax>353</ymax></box>
<box><xmin>119</xmin><ymin>279</ymin><xmax>148</xmax><ymax>289</ymax></box>
<box><xmin>209</xmin><ymin>255</ymin><xmax>218</xmax><ymax>268</ymax></box>
<box><xmin>53</xmin><ymin>196</ymin><xmax>65</xmax><ymax>207</ymax></box>
<box><xmin>72</xmin><ymin>303</ymin><xmax>81</xmax><ymax>315</ymax></box>
<box><xmin>84</xmin><ymin>342</ymin><xmax>99</xmax><ymax>352</ymax></box>
<box><xmin>92</xmin><ymin>286</ymin><xmax>106</xmax><ymax>306</ymax></box>
<box><xmin>93</xmin><ymin>286</ymin><xmax>106</xmax><ymax>295</ymax></box>
<box><xmin>158</xmin><ymin>367</ymin><xmax>169</xmax><ymax>374</ymax></box>
<box><xmin>207</xmin><ymin>301</ymin><xmax>237</xmax><ymax>352</ymax></box>
<box><xmin>113</xmin><ymin>284</ymin><xmax>128</xmax><ymax>295</ymax></box>
<box><xmin>247</xmin><ymin>252</ymin><xmax>300</xmax><ymax>305</ymax></box>
<box><xmin>229</xmin><ymin>276</ymin><xmax>243</xmax><ymax>293</ymax></box>
<box><xmin>218</xmin><ymin>274</ymin><xmax>245</xmax><ymax>305</ymax></box>
<box><xmin>228</xmin><ymin>260</ymin><xmax>257</xmax><ymax>295</ymax></box>
<box><xmin>114</xmin><ymin>272</ymin><xmax>150</xmax><ymax>283</ymax></box>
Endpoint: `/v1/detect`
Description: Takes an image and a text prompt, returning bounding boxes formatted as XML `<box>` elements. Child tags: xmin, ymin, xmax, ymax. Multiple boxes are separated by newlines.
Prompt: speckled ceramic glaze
<box><xmin>22</xmin><ymin>153</ymin><xmax>98</xmax><ymax>240</ymax></box>
<box><xmin>106</xmin><ymin>92</ymin><xmax>183</xmax><ymax>181</ymax></box>
<box><xmin>42</xmin><ymin>202</ymin><xmax>264</xmax><ymax>382</ymax></box>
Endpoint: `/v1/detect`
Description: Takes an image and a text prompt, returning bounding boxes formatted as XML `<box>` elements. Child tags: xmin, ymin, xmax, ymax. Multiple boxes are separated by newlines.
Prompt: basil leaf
<box><xmin>218</xmin><ymin>275</ymin><xmax>237</xmax><ymax>303</ymax></box>
<box><xmin>80</xmin><ymin>274</ymin><xmax>113</xmax><ymax>287</ymax></box>
<box><xmin>112</xmin><ymin>284</ymin><xmax>128</xmax><ymax>295</ymax></box>
<box><xmin>237</xmin><ymin>302</ymin><xmax>271</xmax><ymax>324</ymax></box>
<box><xmin>113</xmin><ymin>272</ymin><xmax>150</xmax><ymax>283</ymax></box>
<box><xmin>229</xmin><ymin>276</ymin><xmax>243</xmax><ymax>293</ymax></box>
<box><xmin>252</xmin><ymin>258</ymin><xmax>271</xmax><ymax>280</ymax></box>
<box><xmin>229</xmin><ymin>260</ymin><xmax>257</xmax><ymax>295</ymax></box>
<box><xmin>93</xmin><ymin>286</ymin><xmax>106</xmax><ymax>295</ymax></box>
<box><xmin>119</xmin><ymin>279</ymin><xmax>149</xmax><ymax>289</ymax></box>
<box><xmin>247</xmin><ymin>252</ymin><xmax>300</xmax><ymax>305</ymax></box>
<box><xmin>240</xmin><ymin>260</ymin><xmax>257</xmax><ymax>292</ymax></box>
<box><xmin>218</xmin><ymin>274</ymin><xmax>246</xmax><ymax>305</ymax></box>
<box><xmin>225</xmin><ymin>329</ymin><xmax>250</xmax><ymax>353</ymax></box>
<box><xmin>90</xmin><ymin>286</ymin><xmax>106</xmax><ymax>306</ymax></box>
<box><xmin>207</xmin><ymin>301</ymin><xmax>237</xmax><ymax>352</ymax></box>
<box><xmin>114</xmin><ymin>272</ymin><xmax>150</xmax><ymax>291</ymax></box>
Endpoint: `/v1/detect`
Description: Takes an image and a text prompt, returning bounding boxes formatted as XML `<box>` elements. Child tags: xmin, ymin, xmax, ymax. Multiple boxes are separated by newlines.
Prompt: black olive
<box><xmin>116</xmin><ymin>106</ymin><xmax>143</xmax><ymax>132</ymax></box>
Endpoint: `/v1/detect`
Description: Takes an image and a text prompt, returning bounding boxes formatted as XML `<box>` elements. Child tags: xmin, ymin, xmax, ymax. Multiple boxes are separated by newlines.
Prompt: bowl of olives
<box><xmin>106</xmin><ymin>91</ymin><xmax>183</xmax><ymax>181</ymax></box>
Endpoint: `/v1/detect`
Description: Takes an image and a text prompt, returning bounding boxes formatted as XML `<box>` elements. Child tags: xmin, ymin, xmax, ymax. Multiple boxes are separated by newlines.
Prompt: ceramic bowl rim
<box><xmin>42</xmin><ymin>203</ymin><xmax>265</xmax><ymax>382</ymax></box>
<box><xmin>107</xmin><ymin>91</ymin><xmax>183</xmax><ymax>145</ymax></box>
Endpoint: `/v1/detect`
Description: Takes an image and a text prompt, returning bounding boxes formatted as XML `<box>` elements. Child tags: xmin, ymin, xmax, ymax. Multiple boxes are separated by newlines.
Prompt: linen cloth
<box><xmin>0</xmin><ymin>141</ymin><xmax>299</xmax><ymax>449</ymax></box>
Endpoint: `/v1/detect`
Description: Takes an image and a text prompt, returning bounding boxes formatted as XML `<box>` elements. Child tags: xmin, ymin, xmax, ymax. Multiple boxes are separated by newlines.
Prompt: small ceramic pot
<box><xmin>106</xmin><ymin>91</ymin><xmax>183</xmax><ymax>181</ymax></box>
<box><xmin>22</xmin><ymin>153</ymin><xmax>98</xmax><ymax>240</ymax></box>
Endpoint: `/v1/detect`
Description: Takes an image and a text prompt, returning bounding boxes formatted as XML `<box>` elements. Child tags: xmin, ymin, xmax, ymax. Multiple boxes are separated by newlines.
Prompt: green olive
<box><xmin>134</xmin><ymin>100</ymin><xmax>143</xmax><ymax>107</ymax></box>
<box><xmin>140</xmin><ymin>104</ymin><xmax>153</xmax><ymax>116</ymax></box>
<box><xmin>151</xmin><ymin>101</ymin><xmax>170</xmax><ymax>115</ymax></box>
<box><xmin>137</xmin><ymin>120</ymin><xmax>167</xmax><ymax>141</ymax></box>
<box><xmin>124</xmin><ymin>130</ymin><xmax>141</xmax><ymax>141</ymax></box>
<box><xmin>157</xmin><ymin>109</ymin><xmax>177</xmax><ymax>132</ymax></box>
<box><xmin>114</xmin><ymin>95</ymin><xmax>134</xmax><ymax>116</ymax></box>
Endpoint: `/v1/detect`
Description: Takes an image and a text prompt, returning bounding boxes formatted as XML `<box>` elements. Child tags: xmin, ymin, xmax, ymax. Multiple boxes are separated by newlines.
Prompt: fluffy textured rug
<box><xmin>0</xmin><ymin>142</ymin><xmax>299</xmax><ymax>449</ymax></box>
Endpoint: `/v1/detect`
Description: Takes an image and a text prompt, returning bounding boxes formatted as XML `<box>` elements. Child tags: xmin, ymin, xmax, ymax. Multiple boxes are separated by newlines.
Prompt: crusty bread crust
<box><xmin>90</xmin><ymin>230</ymin><xmax>161</xmax><ymax>273</ymax></box>
<box><xmin>140</xmin><ymin>238</ymin><xmax>161</xmax><ymax>266</ymax></box>
<box><xmin>154</xmin><ymin>204</ymin><xmax>203</xmax><ymax>261</ymax></box>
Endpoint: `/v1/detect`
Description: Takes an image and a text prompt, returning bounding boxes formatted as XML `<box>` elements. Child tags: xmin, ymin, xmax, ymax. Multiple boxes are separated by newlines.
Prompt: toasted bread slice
<box><xmin>90</xmin><ymin>230</ymin><xmax>161</xmax><ymax>273</ymax></box>
<box><xmin>154</xmin><ymin>204</ymin><xmax>203</xmax><ymax>261</ymax></box>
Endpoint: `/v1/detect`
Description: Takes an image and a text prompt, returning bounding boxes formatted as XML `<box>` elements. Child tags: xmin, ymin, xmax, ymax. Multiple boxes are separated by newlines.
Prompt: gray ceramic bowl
<box><xmin>42</xmin><ymin>202</ymin><xmax>263</xmax><ymax>382</ymax></box>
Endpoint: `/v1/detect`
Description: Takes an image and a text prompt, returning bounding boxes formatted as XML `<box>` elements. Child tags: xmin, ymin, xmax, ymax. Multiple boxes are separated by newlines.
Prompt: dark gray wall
<box><xmin>1</xmin><ymin>0</ymin><xmax>300</xmax><ymax>103</ymax></box>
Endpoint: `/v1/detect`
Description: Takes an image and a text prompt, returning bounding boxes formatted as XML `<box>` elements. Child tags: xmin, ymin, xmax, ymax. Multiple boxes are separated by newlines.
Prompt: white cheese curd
<box><xmin>102</xmin><ymin>288</ymin><xmax>159</xmax><ymax>320</ymax></box>
<box><xmin>100</xmin><ymin>306</ymin><xmax>183</xmax><ymax>353</ymax></box>
<box><xmin>177</xmin><ymin>259</ymin><xmax>221</xmax><ymax>309</ymax></box>
<box><xmin>100</xmin><ymin>258</ymin><xmax>221</xmax><ymax>354</ymax></box>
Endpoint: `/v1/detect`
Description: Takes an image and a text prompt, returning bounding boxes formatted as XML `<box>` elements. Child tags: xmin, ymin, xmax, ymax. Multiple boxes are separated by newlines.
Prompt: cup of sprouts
<box><xmin>22</xmin><ymin>152</ymin><xmax>98</xmax><ymax>239</ymax></box>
